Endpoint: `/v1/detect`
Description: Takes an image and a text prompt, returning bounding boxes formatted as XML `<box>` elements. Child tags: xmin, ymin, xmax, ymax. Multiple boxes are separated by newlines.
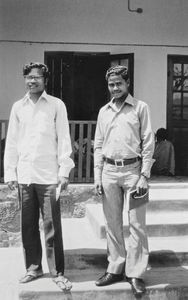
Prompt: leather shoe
<box><xmin>95</xmin><ymin>272</ymin><xmax>124</xmax><ymax>286</ymax></box>
<box><xmin>126</xmin><ymin>277</ymin><xmax>146</xmax><ymax>297</ymax></box>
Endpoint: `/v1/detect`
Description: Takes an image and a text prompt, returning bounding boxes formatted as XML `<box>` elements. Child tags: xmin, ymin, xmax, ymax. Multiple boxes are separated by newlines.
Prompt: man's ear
<box><xmin>126</xmin><ymin>79</ymin><xmax>130</xmax><ymax>87</ymax></box>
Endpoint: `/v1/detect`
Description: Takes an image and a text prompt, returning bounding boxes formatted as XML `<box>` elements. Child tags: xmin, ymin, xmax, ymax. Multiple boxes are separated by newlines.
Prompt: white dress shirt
<box><xmin>94</xmin><ymin>94</ymin><xmax>154</xmax><ymax>181</ymax></box>
<box><xmin>4</xmin><ymin>91</ymin><xmax>74</xmax><ymax>184</ymax></box>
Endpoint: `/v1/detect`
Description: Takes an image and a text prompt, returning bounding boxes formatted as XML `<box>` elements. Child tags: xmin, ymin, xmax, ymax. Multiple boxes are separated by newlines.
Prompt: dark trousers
<box><xmin>19</xmin><ymin>184</ymin><xmax>64</xmax><ymax>277</ymax></box>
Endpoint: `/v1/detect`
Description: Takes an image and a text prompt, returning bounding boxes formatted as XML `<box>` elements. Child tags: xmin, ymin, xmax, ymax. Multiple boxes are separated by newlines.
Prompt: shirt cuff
<box><xmin>58</xmin><ymin>160</ymin><xmax>75</xmax><ymax>178</ymax></box>
<box><xmin>141</xmin><ymin>159</ymin><xmax>155</xmax><ymax>179</ymax></box>
<box><xmin>4</xmin><ymin>169</ymin><xmax>17</xmax><ymax>183</ymax></box>
<box><xmin>58</xmin><ymin>165</ymin><xmax>74</xmax><ymax>178</ymax></box>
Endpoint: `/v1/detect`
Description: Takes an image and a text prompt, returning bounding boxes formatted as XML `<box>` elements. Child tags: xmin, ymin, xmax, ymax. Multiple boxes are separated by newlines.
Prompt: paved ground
<box><xmin>1</xmin><ymin>242</ymin><xmax>188</xmax><ymax>300</ymax></box>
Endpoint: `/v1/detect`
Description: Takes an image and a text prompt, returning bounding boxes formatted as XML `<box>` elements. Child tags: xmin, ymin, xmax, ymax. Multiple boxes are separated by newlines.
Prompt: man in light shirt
<box><xmin>4</xmin><ymin>62</ymin><xmax>74</xmax><ymax>290</ymax></box>
<box><xmin>94</xmin><ymin>65</ymin><xmax>154</xmax><ymax>297</ymax></box>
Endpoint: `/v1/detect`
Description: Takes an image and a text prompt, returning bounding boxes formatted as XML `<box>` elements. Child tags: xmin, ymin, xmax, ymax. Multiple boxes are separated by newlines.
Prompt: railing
<box><xmin>0</xmin><ymin>120</ymin><xmax>96</xmax><ymax>183</ymax></box>
<box><xmin>69</xmin><ymin>121</ymin><xmax>96</xmax><ymax>183</ymax></box>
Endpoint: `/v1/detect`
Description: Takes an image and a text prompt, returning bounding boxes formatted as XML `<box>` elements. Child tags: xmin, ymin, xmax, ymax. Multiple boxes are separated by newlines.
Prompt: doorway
<box><xmin>167</xmin><ymin>55</ymin><xmax>188</xmax><ymax>175</ymax></box>
<box><xmin>45</xmin><ymin>51</ymin><xmax>134</xmax><ymax>120</ymax></box>
<box><xmin>44</xmin><ymin>51</ymin><xmax>134</xmax><ymax>182</ymax></box>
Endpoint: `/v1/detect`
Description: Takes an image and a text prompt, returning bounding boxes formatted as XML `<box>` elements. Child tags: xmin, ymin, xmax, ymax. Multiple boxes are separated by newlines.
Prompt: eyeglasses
<box><xmin>24</xmin><ymin>75</ymin><xmax>44</xmax><ymax>81</ymax></box>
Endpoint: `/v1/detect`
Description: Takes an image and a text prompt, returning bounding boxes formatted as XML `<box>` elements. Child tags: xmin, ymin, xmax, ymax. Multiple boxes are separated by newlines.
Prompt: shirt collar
<box><xmin>22</xmin><ymin>90</ymin><xmax>49</xmax><ymax>104</ymax></box>
<box><xmin>124</xmin><ymin>94</ymin><xmax>135</xmax><ymax>106</ymax></box>
<box><xmin>108</xmin><ymin>93</ymin><xmax>135</xmax><ymax>109</ymax></box>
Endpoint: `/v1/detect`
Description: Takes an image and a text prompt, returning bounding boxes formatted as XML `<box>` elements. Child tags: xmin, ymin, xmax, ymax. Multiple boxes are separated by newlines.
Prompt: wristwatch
<box><xmin>141</xmin><ymin>173</ymin><xmax>149</xmax><ymax>180</ymax></box>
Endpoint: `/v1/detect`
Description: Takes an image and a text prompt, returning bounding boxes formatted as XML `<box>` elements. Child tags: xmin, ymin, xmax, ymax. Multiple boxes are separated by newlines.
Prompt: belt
<box><xmin>104</xmin><ymin>156</ymin><xmax>140</xmax><ymax>167</ymax></box>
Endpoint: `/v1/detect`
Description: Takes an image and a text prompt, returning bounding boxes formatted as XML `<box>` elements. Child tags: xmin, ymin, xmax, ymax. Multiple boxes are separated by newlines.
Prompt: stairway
<box><xmin>86</xmin><ymin>182</ymin><xmax>188</xmax><ymax>268</ymax></box>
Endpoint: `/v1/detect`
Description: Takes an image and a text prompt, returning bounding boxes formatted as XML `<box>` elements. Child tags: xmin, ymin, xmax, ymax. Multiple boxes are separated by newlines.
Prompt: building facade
<box><xmin>1</xmin><ymin>0</ymin><xmax>188</xmax><ymax>175</ymax></box>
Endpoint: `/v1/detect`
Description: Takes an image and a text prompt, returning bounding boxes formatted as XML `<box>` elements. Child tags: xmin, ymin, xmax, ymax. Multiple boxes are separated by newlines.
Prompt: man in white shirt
<box><xmin>4</xmin><ymin>62</ymin><xmax>74</xmax><ymax>290</ymax></box>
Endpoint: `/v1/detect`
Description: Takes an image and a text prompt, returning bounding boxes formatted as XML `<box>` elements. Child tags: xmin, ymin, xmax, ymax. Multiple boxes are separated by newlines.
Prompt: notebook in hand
<box><xmin>56</xmin><ymin>184</ymin><xmax>62</xmax><ymax>201</ymax></box>
<box><xmin>127</xmin><ymin>189</ymin><xmax>149</xmax><ymax>210</ymax></box>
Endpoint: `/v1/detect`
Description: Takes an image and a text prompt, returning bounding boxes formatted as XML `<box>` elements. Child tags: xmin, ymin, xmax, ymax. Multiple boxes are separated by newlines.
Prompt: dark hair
<box><xmin>23</xmin><ymin>62</ymin><xmax>49</xmax><ymax>79</ymax></box>
<box><xmin>105</xmin><ymin>65</ymin><xmax>129</xmax><ymax>82</ymax></box>
<box><xmin>156</xmin><ymin>128</ymin><xmax>168</xmax><ymax>141</ymax></box>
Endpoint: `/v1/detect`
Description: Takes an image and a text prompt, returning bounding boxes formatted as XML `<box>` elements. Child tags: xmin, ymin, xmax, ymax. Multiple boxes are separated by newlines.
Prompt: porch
<box><xmin>0</xmin><ymin>120</ymin><xmax>96</xmax><ymax>183</ymax></box>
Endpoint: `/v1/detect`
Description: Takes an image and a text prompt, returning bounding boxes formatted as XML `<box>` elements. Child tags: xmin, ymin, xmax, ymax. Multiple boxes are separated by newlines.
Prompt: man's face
<box><xmin>25</xmin><ymin>68</ymin><xmax>46</xmax><ymax>95</ymax></box>
<box><xmin>108</xmin><ymin>74</ymin><xmax>129</xmax><ymax>100</ymax></box>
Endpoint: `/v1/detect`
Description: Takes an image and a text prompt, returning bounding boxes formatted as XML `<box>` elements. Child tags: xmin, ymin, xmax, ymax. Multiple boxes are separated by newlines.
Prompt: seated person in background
<box><xmin>151</xmin><ymin>128</ymin><xmax>175</xmax><ymax>176</ymax></box>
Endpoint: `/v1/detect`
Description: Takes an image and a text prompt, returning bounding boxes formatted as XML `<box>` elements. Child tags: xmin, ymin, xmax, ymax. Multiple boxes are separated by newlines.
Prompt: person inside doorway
<box><xmin>151</xmin><ymin>128</ymin><xmax>175</xmax><ymax>176</ymax></box>
<box><xmin>4</xmin><ymin>62</ymin><xmax>74</xmax><ymax>291</ymax></box>
<box><xmin>94</xmin><ymin>65</ymin><xmax>154</xmax><ymax>297</ymax></box>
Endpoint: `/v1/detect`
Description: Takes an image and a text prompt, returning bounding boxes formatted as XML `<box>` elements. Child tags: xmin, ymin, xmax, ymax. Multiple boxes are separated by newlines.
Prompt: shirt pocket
<box><xmin>38</xmin><ymin>115</ymin><xmax>55</xmax><ymax>135</ymax></box>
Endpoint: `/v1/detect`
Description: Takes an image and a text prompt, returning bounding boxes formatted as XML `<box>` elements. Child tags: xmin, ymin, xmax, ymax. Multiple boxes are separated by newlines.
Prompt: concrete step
<box><xmin>148</xmin><ymin>181</ymin><xmax>188</xmax><ymax>189</ymax></box>
<box><xmin>86</xmin><ymin>203</ymin><xmax>188</xmax><ymax>238</ymax></box>
<box><xmin>147</xmin><ymin>187</ymin><xmax>188</xmax><ymax>211</ymax></box>
<box><xmin>18</xmin><ymin>266</ymin><xmax>188</xmax><ymax>300</ymax></box>
<box><xmin>146</xmin><ymin>199</ymin><xmax>188</xmax><ymax>212</ymax></box>
<box><xmin>61</xmin><ymin>218</ymin><xmax>188</xmax><ymax>268</ymax></box>
<box><xmin>149</xmin><ymin>186</ymin><xmax>188</xmax><ymax>198</ymax></box>
<box><xmin>7</xmin><ymin>217</ymin><xmax>188</xmax><ymax>268</ymax></box>
<box><xmin>1</xmin><ymin>248</ymin><xmax>188</xmax><ymax>300</ymax></box>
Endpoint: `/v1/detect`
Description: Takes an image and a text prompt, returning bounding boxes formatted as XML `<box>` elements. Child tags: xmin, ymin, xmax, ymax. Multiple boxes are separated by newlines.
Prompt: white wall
<box><xmin>1</xmin><ymin>0</ymin><xmax>188</xmax><ymax>45</ymax></box>
<box><xmin>1</xmin><ymin>0</ymin><xmax>188</xmax><ymax>131</ymax></box>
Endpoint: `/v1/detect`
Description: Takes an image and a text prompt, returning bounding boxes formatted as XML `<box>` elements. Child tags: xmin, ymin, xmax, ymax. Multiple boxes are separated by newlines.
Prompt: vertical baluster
<box><xmin>78</xmin><ymin>122</ymin><xmax>84</xmax><ymax>182</ymax></box>
<box><xmin>91</xmin><ymin>122</ymin><xmax>97</xmax><ymax>182</ymax></box>
<box><xmin>70</xmin><ymin>121</ymin><xmax>76</xmax><ymax>182</ymax></box>
<box><xmin>86</xmin><ymin>122</ymin><xmax>92</xmax><ymax>182</ymax></box>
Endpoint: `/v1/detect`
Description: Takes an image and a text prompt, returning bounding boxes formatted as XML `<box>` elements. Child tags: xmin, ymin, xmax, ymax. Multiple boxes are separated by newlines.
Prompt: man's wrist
<box><xmin>140</xmin><ymin>173</ymin><xmax>149</xmax><ymax>180</ymax></box>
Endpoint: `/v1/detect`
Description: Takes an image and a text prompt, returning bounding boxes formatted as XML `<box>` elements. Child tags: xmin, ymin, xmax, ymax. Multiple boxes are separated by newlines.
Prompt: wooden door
<box><xmin>45</xmin><ymin>52</ymin><xmax>109</xmax><ymax>120</ymax></box>
<box><xmin>45</xmin><ymin>52</ymin><xmax>134</xmax><ymax>120</ymax></box>
<box><xmin>167</xmin><ymin>55</ymin><xmax>188</xmax><ymax>175</ymax></box>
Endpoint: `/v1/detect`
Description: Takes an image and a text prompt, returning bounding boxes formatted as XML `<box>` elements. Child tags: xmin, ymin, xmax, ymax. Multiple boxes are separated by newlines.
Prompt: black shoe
<box><xmin>95</xmin><ymin>272</ymin><xmax>124</xmax><ymax>286</ymax></box>
<box><xmin>126</xmin><ymin>277</ymin><xmax>146</xmax><ymax>297</ymax></box>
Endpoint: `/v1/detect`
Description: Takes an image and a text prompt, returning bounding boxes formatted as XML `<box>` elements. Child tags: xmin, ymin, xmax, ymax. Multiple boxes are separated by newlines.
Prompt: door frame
<box><xmin>167</xmin><ymin>54</ymin><xmax>188</xmax><ymax>174</ymax></box>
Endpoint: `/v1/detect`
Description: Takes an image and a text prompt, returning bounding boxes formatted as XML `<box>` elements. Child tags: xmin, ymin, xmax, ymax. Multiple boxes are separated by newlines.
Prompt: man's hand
<box><xmin>95</xmin><ymin>181</ymin><xmax>103</xmax><ymax>196</ymax></box>
<box><xmin>136</xmin><ymin>175</ymin><xmax>148</xmax><ymax>196</ymax></box>
<box><xmin>7</xmin><ymin>181</ymin><xmax>18</xmax><ymax>191</ymax></box>
<box><xmin>58</xmin><ymin>176</ymin><xmax>69</xmax><ymax>191</ymax></box>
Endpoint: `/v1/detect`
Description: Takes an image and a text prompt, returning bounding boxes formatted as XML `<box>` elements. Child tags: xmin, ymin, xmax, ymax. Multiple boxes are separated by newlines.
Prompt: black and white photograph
<box><xmin>0</xmin><ymin>1</ymin><xmax>188</xmax><ymax>299</ymax></box>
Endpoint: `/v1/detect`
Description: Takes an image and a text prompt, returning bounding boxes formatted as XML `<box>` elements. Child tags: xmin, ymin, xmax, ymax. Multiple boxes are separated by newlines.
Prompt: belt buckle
<box><xmin>114</xmin><ymin>159</ymin><xmax>124</xmax><ymax>167</ymax></box>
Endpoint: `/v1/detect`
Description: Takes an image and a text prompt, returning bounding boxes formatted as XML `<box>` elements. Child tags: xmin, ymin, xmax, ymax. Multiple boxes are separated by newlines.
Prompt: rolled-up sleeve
<box><xmin>140</xmin><ymin>104</ymin><xmax>155</xmax><ymax>178</ymax></box>
<box><xmin>4</xmin><ymin>104</ymin><xmax>19</xmax><ymax>182</ymax></box>
<box><xmin>94</xmin><ymin>110</ymin><xmax>104</xmax><ymax>182</ymax></box>
<box><xmin>56</xmin><ymin>101</ymin><xmax>75</xmax><ymax>178</ymax></box>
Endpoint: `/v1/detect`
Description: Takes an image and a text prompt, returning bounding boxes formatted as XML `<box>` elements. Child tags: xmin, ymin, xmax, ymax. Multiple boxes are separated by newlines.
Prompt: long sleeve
<box><xmin>56</xmin><ymin>101</ymin><xmax>75</xmax><ymax>177</ymax></box>
<box><xmin>140</xmin><ymin>104</ymin><xmax>155</xmax><ymax>178</ymax></box>
<box><xmin>4</xmin><ymin>104</ymin><xmax>19</xmax><ymax>182</ymax></box>
<box><xmin>94</xmin><ymin>111</ymin><xmax>104</xmax><ymax>182</ymax></box>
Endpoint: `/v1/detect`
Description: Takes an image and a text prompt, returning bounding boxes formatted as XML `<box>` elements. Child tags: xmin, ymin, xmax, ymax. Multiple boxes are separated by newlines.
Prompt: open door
<box><xmin>45</xmin><ymin>51</ymin><xmax>134</xmax><ymax>183</ymax></box>
<box><xmin>45</xmin><ymin>51</ymin><xmax>134</xmax><ymax>120</ymax></box>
